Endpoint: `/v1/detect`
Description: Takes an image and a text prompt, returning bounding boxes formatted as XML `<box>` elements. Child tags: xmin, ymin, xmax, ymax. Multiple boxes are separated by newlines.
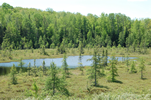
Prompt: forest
<box><xmin>0</xmin><ymin>3</ymin><xmax>151</xmax><ymax>50</ymax></box>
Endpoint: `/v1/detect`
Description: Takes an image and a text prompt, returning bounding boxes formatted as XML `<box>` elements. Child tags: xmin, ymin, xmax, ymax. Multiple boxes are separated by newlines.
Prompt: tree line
<box><xmin>0</xmin><ymin>3</ymin><xmax>151</xmax><ymax>50</ymax></box>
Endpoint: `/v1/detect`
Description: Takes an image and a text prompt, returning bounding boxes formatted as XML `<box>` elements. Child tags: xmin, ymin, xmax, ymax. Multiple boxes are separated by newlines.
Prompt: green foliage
<box><xmin>32</xmin><ymin>59</ymin><xmax>37</xmax><ymax>77</ymax></box>
<box><xmin>10</xmin><ymin>64</ymin><xmax>17</xmax><ymax>84</ymax></box>
<box><xmin>8</xmin><ymin>46</ymin><xmax>12</xmax><ymax>59</ymax></box>
<box><xmin>0</xmin><ymin>3</ymin><xmax>151</xmax><ymax>50</ymax></box>
<box><xmin>105</xmin><ymin>49</ymin><xmax>108</xmax><ymax>66</ymax></box>
<box><xmin>117</xmin><ymin>44</ymin><xmax>122</xmax><ymax>49</ymax></box>
<box><xmin>139</xmin><ymin>58</ymin><xmax>145</xmax><ymax>79</ymax></box>
<box><xmin>129</xmin><ymin>61</ymin><xmax>137</xmax><ymax>74</ymax></box>
<box><xmin>18</xmin><ymin>58</ymin><xmax>25</xmax><ymax>74</ymax></box>
<box><xmin>18</xmin><ymin>58</ymin><xmax>25</xmax><ymax>68</ymax></box>
<box><xmin>41</xmin><ymin>45</ymin><xmax>47</xmax><ymax>55</ymax></box>
<box><xmin>68</xmin><ymin>41</ymin><xmax>72</xmax><ymax>48</ymax></box>
<box><xmin>2</xmin><ymin>2</ymin><xmax>13</xmax><ymax>13</ymax></box>
<box><xmin>45</xmin><ymin>62</ymin><xmax>69</xmax><ymax>96</ymax></box>
<box><xmin>61</xmin><ymin>53</ymin><xmax>70</xmax><ymax>79</ymax></box>
<box><xmin>78</xmin><ymin>48</ymin><xmax>84</xmax><ymax>75</ymax></box>
<box><xmin>59</xmin><ymin>43</ymin><xmax>66</xmax><ymax>54</ymax></box>
<box><xmin>125</xmin><ymin>55</ymin><xmax>130</xmax><ymax>72</ymax></box>
<box><xmin>27</xmin><ymin>62</ymin><xmax>31</xmax><ymax>76</ymax></box>
<box><xmin>147</xmin><ymin>62</ymin><xmax>151</xmax><ymax>65</ymax></box>
<box><xmin>50</xmin><ymin>43</ymin><xmax>55</xmax><ymax>49</ymax></box>
<box><xmin>122</xmin><ymin>55</ymin><xmax>125</xmax><ymax>62</ymax></box>
<box><xmin>87</xmin><ymin>48</ymin><xmax>103</xmax><ymax>86</ymax></box>
<box><xmin>78</xmin><ymin>41</ymin><xmax>84</xmax><ymax>54</ymax></box>
<box><xmin>107</xmin><ymin>54</ymin><xmax>118</xmax><ymax>82</ymax></box>
<box><xmin>56</xmin><ymin>46</ymin><xmax>59</xmax><ymax>55</ymax></box>
<box><xmin>102</xmin><ymin>49</ymin><xmax>108</xmax><ymax>67</ymax></box>
<box><xmin>42</xmin><ymin>61</ymin><xmax>46</xmax><ymax>75</ymax></box>
<box><xmin>31</xmin><ymin>79</ymin><xmax>39</xmax><ymax>98</ymax></box>
<box><xmin>31</xmin><ymin>47</ymin><xmax>34</xmax><ymax>53</ymax></box>
<box><xmin>25</xmin><ymin>79</ymin><xmax>39</xmax><ymax>98</ymax></box>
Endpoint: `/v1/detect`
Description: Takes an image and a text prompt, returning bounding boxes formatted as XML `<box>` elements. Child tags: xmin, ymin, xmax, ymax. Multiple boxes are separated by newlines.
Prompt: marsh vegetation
<box><xmin>0</xmin><ymin>2</ymin><xmax>151</xmax><ymax>99</ymax></box>
<box><xmin>0</xmin><ymin>47</ymin><xmax>151</xmax><ymax>99</ymax></box>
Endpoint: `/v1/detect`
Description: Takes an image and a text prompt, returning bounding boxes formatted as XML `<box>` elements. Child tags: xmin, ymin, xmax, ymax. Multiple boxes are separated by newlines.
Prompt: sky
<box><xmin>0</xmin><ymin>0</ymin><xmax>150</xmax><ymax>19</ymax></box>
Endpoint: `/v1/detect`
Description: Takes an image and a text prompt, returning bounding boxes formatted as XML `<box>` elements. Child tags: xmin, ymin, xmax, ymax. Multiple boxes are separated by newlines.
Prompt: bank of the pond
<box><xmin>0</xmin><ymin>55</ymin><xmax>137</xmax><ymax>75</ymax></box>
<box><xmin>0</xmin><ymin>48</ymin><xmax>140</xmax><ymax>63</ymax></box>
<box><xmin>0</xmin><ymin>55</ymin><xmax>137</xmax><ymax>68</ymax></box>
<box><xmin>0</xmin><ymin>67</ymin><xmax>28</xmax><ymax>75</ymax></box>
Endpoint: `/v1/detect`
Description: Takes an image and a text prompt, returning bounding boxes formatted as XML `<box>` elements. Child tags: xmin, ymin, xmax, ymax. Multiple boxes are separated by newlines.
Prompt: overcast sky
<box><xmin>0</xmin><ymin>0</ymin><xmax>150</xmax><ymax>19</ymax></box>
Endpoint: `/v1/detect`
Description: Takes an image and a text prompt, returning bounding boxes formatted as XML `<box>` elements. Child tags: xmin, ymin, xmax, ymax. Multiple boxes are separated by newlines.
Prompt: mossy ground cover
<box><xmin>0</xmin><ymin>47</ymin><xmax>151</xmax><ymax>99</ymax></box>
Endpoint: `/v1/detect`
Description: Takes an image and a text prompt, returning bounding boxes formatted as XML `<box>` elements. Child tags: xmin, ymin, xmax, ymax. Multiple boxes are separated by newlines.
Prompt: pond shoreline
<box><xmin>0</xmin><ymin>55</ymin><xmax>137</xmax><ymax>68</ymax></box>
<box><xmin>0</xmin><ymin>48</ymin><xmax>139</xmax><ymax>63</ymax></box>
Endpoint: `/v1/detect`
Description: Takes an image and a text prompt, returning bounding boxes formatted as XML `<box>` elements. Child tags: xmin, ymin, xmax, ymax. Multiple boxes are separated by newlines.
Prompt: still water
<box><xmin>0</xmin><ymin>55</ymin><xmax>137</xmax><ymax>68</ymax></box>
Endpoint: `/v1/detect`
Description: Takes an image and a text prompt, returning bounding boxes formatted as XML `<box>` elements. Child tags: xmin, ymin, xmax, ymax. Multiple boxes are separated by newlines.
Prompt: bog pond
<box><xmin>0</xmin><ymin>55</ymin><xmax>137</xmax><ymax>68</ymax></box>
<box><xmin>0</xmin><ymin>55</ymin><xmax>137</xmax><ymax>75</ymax></box>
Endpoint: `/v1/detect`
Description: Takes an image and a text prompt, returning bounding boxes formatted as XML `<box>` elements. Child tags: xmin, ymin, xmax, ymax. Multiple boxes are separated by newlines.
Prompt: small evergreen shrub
<box><xmin>10</xmin><ymin>64</ymin><xmax>17</xmax><ymax>85</ymax></box>
<box><xmin>129</xmin><ymin>61</ymin><xmax>137</xmax><ymax>73</ymax></box>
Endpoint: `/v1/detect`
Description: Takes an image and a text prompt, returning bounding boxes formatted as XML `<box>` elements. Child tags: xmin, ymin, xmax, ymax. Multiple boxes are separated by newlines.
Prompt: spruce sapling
<box><xmin>129</xmin><ymin>61</ymin><xmax>137</xmax><ymax>73</ymax></box>
<box><xmin>87</xmin><ymin>48</ymin><xmax>102</xmax><ymax>86</ymax></box>
<box><xmin>107</xmin><ymin>54</ymin><xmax>118</xmax><ymax>82</ymax></box>
<box><xmin>10</xmin><ymin>64</ymin><xmax>17</xmax><ymax>84</ymax></box>
<box><xmin>43</xmin><ymin>61</ymin><xmax>45</xmax><ymax>75</ymax></box>
<box><xmin>61</xmin><ymin>53</ymin><xmax>70</xmax><ymax>79</ymax></box>
<box><xmin>45</xmin><ymin>62</ymin><xmax>69</xmax><ymax>96</ymax></box>
<box><xmin>139</xmin><ymin>58</ymin><xmax>145</xmax><ymax>79</ymax></box>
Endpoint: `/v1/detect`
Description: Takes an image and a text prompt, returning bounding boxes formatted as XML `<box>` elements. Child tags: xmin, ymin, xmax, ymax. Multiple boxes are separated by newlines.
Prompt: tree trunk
<box><xmin>141</xmin><ymin>70</ymin><xmax>143</xmax><ymax>79</ymax></box>
<box><xmin>95</xmin><ymin>62</ymin><xmax>97</xmax><ymax>86</ymax></box>
<box><xmin>43</xmin><ymin>64</ymin><xmax>45</xmax><ymax>75</ymax></box>
<box><xmin>53</xmin><ymin>73</ymin><xmax>55</xmax><ymax>95</ymax></box>
<box><xmin>29</xmin><ymin>65</ymin><xmax>30</xmax><ymax>76</ymax></box>
<box><xmin>112</xmin><ymin>63</ymin><xmax>114</xmax><ymax>81</ymax></box>
<box><xmin>105</xmin><ymin>50</ymin><xmax>108</xmax><ymax>66</ymax></box>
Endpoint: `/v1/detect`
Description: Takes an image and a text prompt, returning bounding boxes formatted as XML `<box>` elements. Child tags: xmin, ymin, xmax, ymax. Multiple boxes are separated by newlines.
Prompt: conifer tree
<box><xmin>10</xmin><ymin>64</ymin><xmax>17</xmax><ymax>84</ymax></box>
<box><xmin>18</xmin><ymin>58</ymin><xmax>25</xmax><ymax>68</ymax></box>
<box><xmin>105</xmin><ymin>49</ymin><xmax>108</xmax><ymax>66</ymax></box>
<box><xmin>78</xmin><ymin>47</ymin><xmax>84</xmax><ymax>75</ymax></box>
<box><xmin>107</xmin><ymin>54</ymin><xmax>118</xmax><ymax>82</ymax></box>
<box><xmin>32</xmin><ymin>59</ymin><xmax>37</xmax><ymax>77</ymax></box>
<box><xmin>28</xmin><ymin>62</ymin><xmax>31</xmax><ymax>76</ymax></box>
<box><xmin>45</xmin><ymin>62</ymin><xmax>69</xmax><ymax>96</ymax></box>
<box><xmin>87</xmin><ymin>48</ymin><xmax>102</xmax><ymax>86</ymax></box>
<box><xmin>129</xmin><ymin>61</ymin><xmax>137</xmax><ymax>73</ymax></box>
<box><xmin>8</xmin><ymin>46</ymin><xmax>12</xmax><ymax>59</ymax></box>
<box><xmin>31</xmin><ymin>79</ymin><xmax>39</xmax><ymax>98</ymax></box>
<box><xmin>61</xmin><ymin>53</ymin><xmax>69</xmax><ymax>79</ymax></box>
<box><xmin>18</xmin><ymin>58</ymin><xmax>25</xmax><ymax>73</ymax></box>
<box><xmin>78</xmin><ymin>41</ymin><xmax>84</xmax><ymax>54</ymax></box>
<box><xmin>102</xmin><ymin>49</ymin><xmax>105</xmax><ymax>67</ymax></box>
<box><xmin>42</xmin><ymin>61</ymin><xmax>45</xmax><ymax>75</ymax></box>
<box><xmin>41</xmin><ymin>45</ymin><xmax>46</xmax><ymax>55</ymax></box>
<box><xmin>125</xmin><ymin>55</ymin><xmax>130</xmax><ymax>72</ymax></box>
<box><xmin>139</xmin><ymin>58</ymin><xmax>145</xmax><ymax>79</ymax></box>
